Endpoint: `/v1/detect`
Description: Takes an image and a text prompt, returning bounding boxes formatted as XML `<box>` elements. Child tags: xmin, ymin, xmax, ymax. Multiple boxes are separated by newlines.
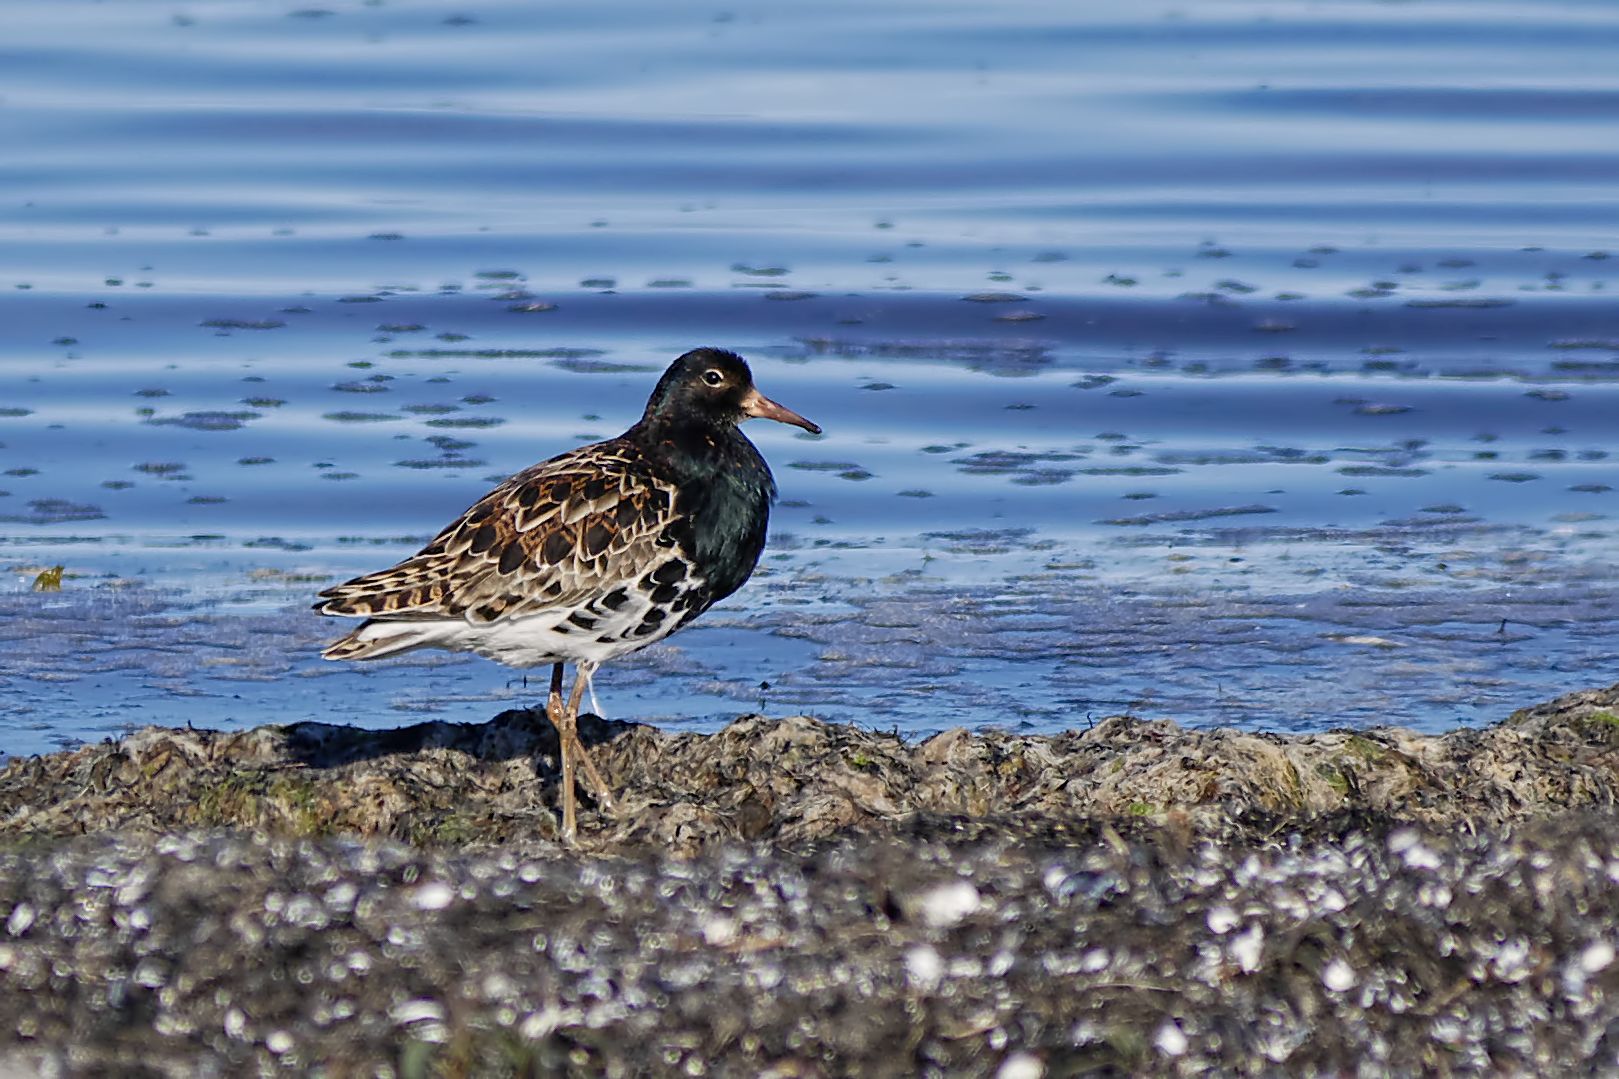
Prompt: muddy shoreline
<box><xmin>4</xmin><ymin>686</ymin><xmax>1619</xmax><ymax>1074</ymax></box>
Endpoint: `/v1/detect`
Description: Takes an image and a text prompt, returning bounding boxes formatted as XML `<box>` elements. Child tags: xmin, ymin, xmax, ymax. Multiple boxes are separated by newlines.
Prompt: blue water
<box><xmin>2</xmin><ymin>0</ymin><xmax>1617</xmax><ymax>755</ymax></box>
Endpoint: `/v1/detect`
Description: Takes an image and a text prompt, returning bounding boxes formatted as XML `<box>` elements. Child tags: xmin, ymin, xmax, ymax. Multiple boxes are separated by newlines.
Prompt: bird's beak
<box><xmin>741</xmin><ymin>387</ymin><xmax>822</xmax><ymax>435</ymax></box>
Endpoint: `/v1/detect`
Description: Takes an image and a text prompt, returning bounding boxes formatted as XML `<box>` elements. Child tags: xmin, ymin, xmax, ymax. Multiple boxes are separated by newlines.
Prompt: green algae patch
<box><xmin>192</xmin><ymin>772</ymin><xmax>328</xmax><ymax>837</ymax></box>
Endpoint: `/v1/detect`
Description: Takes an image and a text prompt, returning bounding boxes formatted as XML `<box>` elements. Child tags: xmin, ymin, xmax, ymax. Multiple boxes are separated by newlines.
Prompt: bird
<box><xmin>314</xmin><ymin>347</ymin><xmax>821</xmax><ymax>840</ymax></box>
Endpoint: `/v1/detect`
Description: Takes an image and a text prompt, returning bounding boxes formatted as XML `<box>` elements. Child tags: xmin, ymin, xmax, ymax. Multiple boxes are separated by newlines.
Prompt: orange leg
<box><xmin>542</xmin><ymin>663</ymin><xmax>578</xmax><ymax>840</ymax></box>
<box><xmin>543</xmin><ymin>661</ymin><xmax>617</xmax><ymax>841</ymax></box>
<box><xmin>563</xmin><ymin>661</ymin><xmax>617</xmax><ymax>812</ymax></box>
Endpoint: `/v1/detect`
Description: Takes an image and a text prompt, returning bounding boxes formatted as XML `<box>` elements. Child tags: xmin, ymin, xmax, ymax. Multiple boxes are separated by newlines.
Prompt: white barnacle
<box><xmin>1154</xmin><ymin>1021</ymin><xmax>1188</xmax><ymax>1057</ymax></box>
<box><xmin>916</xmin><ymin>879</ymin><xmax>981</xmax><ymax>929</ymax></box>
<box><xmin>1322</xmin><ymin>957</ymin><xmax>1356</xmax><ymax>992</ymax></box>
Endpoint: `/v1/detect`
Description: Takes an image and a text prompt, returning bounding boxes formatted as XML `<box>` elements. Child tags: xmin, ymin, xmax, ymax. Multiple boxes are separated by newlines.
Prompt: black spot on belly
<box><xmin>653</xmin><ymin>560</ymin><xmax>687</xmax><ymax>584</ymax></box>
<box><xmin>650</xmin><ymin>583</ymin><xmax>679</xmax><ymax>605</ymax></box>
<box><xmin>601</xmin><ymin>588</ymin><xmax>629</xmax><ymax>611</ymax></box>
<box><xmin>568</xmin><ymin>612</ymin><xmax>597</xmax><ymax>630</ymax></box>
<box><xmin>641</xmin><ymin>607</ymin><xmax>666</xmax><ymax>624</ymax></box>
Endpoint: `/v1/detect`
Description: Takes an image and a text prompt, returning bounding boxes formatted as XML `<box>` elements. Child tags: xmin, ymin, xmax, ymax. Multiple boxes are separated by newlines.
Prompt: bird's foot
<box><xmin>568</xmin><ymin>734</ymin><xmax>618</xmax><ymax>814</ymax></box>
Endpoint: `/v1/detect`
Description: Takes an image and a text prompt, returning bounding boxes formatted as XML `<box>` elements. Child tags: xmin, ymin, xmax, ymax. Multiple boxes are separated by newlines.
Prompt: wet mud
<box><xmin>4</xmin><ymin>686</ymin><xmax>1619</xmax><ymax>1073</ymax></box>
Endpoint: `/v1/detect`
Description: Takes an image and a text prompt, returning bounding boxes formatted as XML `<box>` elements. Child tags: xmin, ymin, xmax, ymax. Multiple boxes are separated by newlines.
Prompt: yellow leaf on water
<box><xmin>32</xmin><ymin>566</ymin><xmax>64</xmax><ymax>592</ymax></box>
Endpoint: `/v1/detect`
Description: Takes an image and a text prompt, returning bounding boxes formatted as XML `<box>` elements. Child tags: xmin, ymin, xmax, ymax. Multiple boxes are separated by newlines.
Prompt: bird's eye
<box><xmin>702</xmin><ymin>369</ymin><xmax>724</xmax><ymax>386</ymax></box>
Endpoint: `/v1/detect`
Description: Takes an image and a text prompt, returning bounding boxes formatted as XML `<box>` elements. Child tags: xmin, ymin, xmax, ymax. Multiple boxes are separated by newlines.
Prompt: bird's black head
<box><xmin>642</xmin><ymin>347</ymin><xmax>821</xmax><ymax>434</ymax></box>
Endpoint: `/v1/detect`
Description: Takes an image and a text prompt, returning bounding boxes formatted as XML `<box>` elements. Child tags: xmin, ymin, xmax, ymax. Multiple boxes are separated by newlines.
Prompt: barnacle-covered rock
<box><xmin>3</xmin><ymin>685</ymin><xmax>1619</xmax><ymax>1073</ymax></box>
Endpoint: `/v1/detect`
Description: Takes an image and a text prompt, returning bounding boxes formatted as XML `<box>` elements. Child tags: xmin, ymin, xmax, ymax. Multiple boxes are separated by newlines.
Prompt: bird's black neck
<box><xmin>631</xmin><ymin>416</ymin><xmax>775</xmax><ymax>603</ymax></box>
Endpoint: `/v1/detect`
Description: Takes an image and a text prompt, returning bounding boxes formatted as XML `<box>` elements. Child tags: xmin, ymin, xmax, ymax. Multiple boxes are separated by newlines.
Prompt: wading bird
<box><xmin>315</xmin><ymin>347</ymin><xmax>820</xmax><ymax>839</ymax></box>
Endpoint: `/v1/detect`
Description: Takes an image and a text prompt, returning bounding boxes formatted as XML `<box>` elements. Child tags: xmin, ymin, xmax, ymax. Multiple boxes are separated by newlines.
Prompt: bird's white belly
<box><xmin>348</xmin><ymin>570</ymin><xmax>708</xmax><ymax>669</ymax></box>
<box><xmin>452</xmin><ymin>611</ymin><xmax>665</xmax><ymax>667</ymax></box>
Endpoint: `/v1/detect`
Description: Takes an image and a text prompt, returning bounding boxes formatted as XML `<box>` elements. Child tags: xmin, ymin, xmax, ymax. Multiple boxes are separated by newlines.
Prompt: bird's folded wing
<box><xmin>314</xmin><ymin>445</ymin><xmax>677</xmax><ymax>624</ymax></box>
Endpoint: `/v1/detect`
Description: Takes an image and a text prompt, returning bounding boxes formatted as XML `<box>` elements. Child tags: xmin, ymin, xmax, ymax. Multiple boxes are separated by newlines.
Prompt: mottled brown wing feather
<box><xmin>315</xmin><ymin>442</ymin><xmax>676</xmax><ymax>623</ymax></box>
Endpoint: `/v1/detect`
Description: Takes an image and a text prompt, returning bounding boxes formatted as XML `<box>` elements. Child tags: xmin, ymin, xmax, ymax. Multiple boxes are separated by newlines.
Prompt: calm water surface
<box><xmin>2</xmin><ymin>0</ymin><xmax>1617</xmax><ymax>754</ymax></box>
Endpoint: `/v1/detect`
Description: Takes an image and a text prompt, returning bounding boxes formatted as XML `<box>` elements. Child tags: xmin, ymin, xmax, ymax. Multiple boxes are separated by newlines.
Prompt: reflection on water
<box><xmin>1</xmin><ymin>0</ymin><xmax>1616</xmax><ymax>754</ymax></box>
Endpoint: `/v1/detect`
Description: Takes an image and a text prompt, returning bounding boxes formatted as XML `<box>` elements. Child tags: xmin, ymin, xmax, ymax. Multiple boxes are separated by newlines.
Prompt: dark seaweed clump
<box><xmin>4</xmin><ymin>685</ymin><xmax>1619</xmax><ymax>1074</ymax></box>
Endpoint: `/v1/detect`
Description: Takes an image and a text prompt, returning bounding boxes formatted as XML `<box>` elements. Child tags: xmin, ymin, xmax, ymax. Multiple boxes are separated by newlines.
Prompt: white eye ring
<box><xmin>702</xmin><ymin>369</ymin><xmax>724</xmax><ymax>386</ymax></box>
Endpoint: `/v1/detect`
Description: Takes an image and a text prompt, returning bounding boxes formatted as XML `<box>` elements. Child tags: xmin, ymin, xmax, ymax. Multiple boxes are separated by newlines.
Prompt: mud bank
<box><xmin>3</xmin><ymin>687</ymin><xmax>1619</xmax><ymax>1074</ymax></box>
